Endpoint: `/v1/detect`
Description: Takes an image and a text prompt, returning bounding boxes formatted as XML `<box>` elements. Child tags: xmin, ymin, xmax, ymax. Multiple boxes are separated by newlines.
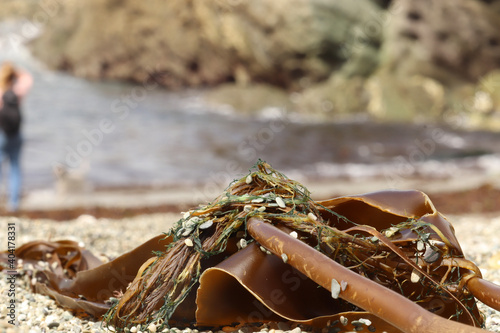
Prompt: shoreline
<box><xmin>5</xmin><ymin>173</ymin><xmax>500</xmax><ymax>221</ymax></box>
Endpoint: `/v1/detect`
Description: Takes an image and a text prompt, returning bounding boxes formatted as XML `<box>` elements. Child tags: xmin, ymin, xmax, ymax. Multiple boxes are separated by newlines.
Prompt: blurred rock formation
<box><xmin>27</xmin><ymin>0</ymin><xmax>381</xmax><ymax>90</ymax></box>
<box><xmin>3</xmin><ymin>0</ymin><xmax>500</xmax><ymax>126</ymax></box>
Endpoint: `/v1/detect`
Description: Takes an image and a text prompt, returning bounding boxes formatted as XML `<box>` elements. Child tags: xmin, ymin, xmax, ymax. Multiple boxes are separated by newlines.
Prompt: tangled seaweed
<box><xmin>104</xmin><ymin>161</ymin><xmax>485</xmax><ymax>331</ymax></box>
<box><xmin>2</xmin><ymin>161</ymin><xmax>500</xmax><ymax>333</ymax></box>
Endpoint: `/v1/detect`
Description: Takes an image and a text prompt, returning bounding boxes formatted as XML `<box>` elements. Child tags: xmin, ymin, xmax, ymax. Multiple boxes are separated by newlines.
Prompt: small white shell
<box><xmin>411</xmin><ymin>269</ymin><xmax>422</xmax><ymax>283</ymax></box>
<box><xmin>331</xmin><ymin>278</ymin><xmax>341</xmax><ymax>299</ymax></box>
<box><xmin>384</xmin><ymin>227</ymin><xmax>399</xmax><ymax>238</ymax></box>
<box><xmin>246</xmin><ymin>174</ymin><xmax>253</xmax><ymax>184</ymax></box>
<box><xmin>199</xmin><ymin>220</ymin><xmax>214</xmax><ymax>230</ymax></box>
<box><xmin>423</xmin><ymin>247</ymin><xmax>441</xmax><ymax>263</ymax></box>
<box><xmin>307</xmin><ymin>212</ymin><xmax>318</xmax><ymax>221</ymax></box>
<box><xmin>181</xmin><ymin>228</ymin><xmax>193</xmax><ymax>237</ymax></box>
<box><xmin>281</xmin><ymin>253</ymin><xmax>288</xmax><ymax>263</ymax></box>
<box><xmin>341</xmin><ymin>280</ymin><xmax>348</xmax><ymax>291</ymax></box>
<box><xmin>340</xmin><ymin>316</ymin><xmax>348</xmax><ymax>326</ymax></box>
<box><xmin>243</xmin><ymin>205</ymin><xmax>253</xmax><ymax>212</ymax></box>
<box><xmin>257</xmin><ymin>206</ymin><xmax>266</xmax><ymax>212</ymax></box>
<box><xmin>275</xmin><ymin>196</ymin><xmax>286</xmax><ymax>208</ymax></box>
<box><xmin>238</xmin><ymin>239</ymin><xmax>248</xmax><ymax>249</ymax></box>
<box><xmin>417</xmin><ymin>240</ymin><xmax>425</xmax><ymax>251</ymax></box>
<box><xmin>251</xmin><ymin>198</ymin><xmax>264</xmax><ymax>203</ymax></box>
<box><xmin>289</xmin><ymin>231</ymin><xmax>298</xmax><ymax>239</ymax></box>
<box><xmin>147</xmin><ymin>323</ymin><xmax>157</xmax><ymax>333</ymax></box>
<box><xmin>358</xmin><ymin>318</ymin><xmax>372</xmax><ymax>326</ymax></box>
<box><xmin>184</xmin><ymin>239</ymin><xmax>194</xmax><ymax>247</ymax></box>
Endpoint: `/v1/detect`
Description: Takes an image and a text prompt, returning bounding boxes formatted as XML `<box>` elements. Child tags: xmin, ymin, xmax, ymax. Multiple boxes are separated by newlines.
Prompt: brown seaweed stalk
<box><xmin>467</xmin><ymin>277</ymin><xmax>500</xmax><ymax>312</ymax></box>
<box><xmin>247</xmin><ymin>217</ymin><xmax>486</xmax><ymax>333</ymax></box>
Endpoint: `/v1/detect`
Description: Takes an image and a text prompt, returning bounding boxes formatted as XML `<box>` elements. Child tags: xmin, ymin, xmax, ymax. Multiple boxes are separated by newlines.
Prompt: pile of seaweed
<box><xmin>100</xmin><ymin>161</ymin><xmax>484</xmax><ymax>332</ymax></box>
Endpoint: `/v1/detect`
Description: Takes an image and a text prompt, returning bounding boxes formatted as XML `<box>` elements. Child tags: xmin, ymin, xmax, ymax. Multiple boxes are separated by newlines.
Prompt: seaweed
<box><xmin>2</xmin><ymin>161</ymin><xmax>499</xmax><ymax>333</ymax></box>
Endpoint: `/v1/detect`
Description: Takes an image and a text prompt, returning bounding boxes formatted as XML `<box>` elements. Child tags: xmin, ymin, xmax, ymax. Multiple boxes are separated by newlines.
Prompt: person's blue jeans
<box><xmin>0</xmin><ymin>132</ymin><xmax>22</xmax><ymax>211</ymax></box>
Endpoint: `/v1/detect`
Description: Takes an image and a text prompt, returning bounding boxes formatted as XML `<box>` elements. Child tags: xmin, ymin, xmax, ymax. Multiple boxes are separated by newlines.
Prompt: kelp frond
<box><xmin>104</xmin><ymin>160</ymin><xmax>483</xmax><ymax>331</ymax></box>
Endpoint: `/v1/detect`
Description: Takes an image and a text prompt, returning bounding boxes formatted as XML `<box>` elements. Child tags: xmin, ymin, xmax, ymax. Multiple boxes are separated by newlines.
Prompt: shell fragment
<box><xmin>281</xmin><ymin>253</ymin><xmax>288</xmax><ymax>263</ymax></box>
<box><xmin>331</xmin><ymin>278</ymin><xmax>341</xmax><ymax>299</ymax></box>
<box><xmin>238</xmin><ymin>239</ymin><xmax>248</xmax><ymax>249</ymax></box>
<box><xmin>411</xmin><ymin>269</ymin><xmax>423</xmax><ymax>283</ymax></box>
<box><xmin>307</xmin><ymin>212</ymin><xmax>318</xmax><ymax>221</ymax></box>
<box><xmin>199</xmin><ymin>220</ymin><xmax>214</xmax><ymax>230</ymax></box>
<box><xmin>358</xmin><ymin>318</ymin><xmax>372</xmax><ymax>326</ymax></box>
<box><xmin>384</xmin><ymin>227</ymin><xmax>399</xmax><ymax>238</ymax></box>
<box><xmin>423</xmin><ymin>246</ymin><xmax>441</xmax><ymax>263</ymax></box>
<box><xmin>275</xmin><ymin>196</ymin><xmax>286</xmax><ymax>208</ymax></box>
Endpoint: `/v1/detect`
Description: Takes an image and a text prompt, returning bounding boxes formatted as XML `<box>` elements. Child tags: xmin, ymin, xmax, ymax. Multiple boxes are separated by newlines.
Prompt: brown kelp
<box><xmin>2</xmin><ymin>161</ymin><xmax>499</xmax><ymax>332</ymax></box>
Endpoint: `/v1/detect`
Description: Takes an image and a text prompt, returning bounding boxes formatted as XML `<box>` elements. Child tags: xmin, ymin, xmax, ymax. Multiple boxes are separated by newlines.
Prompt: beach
<box><xmin>1</xmin><ymin>173</ymin><xmax>500</xmax><ymax>332</ymax></box>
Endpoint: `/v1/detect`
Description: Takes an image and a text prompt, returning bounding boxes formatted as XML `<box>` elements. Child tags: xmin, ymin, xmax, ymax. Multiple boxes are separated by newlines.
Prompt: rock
<box><xmin>29</xmin><ymin>0</ymin><xmax>383</xmax><ymax>90</ymax></box>
<box><xmin>203</xmin><ymin>83</ymin><xmax>293</xmax><ymax>114</ymax></box>
<box><xmin>0</xmin><ymin>0</ymin><xmax>39</xmax><ymax>19</ymax></box>
<box><xmin>8</xmin><ymin>0</ymin><xmax>500</xmax><ymax>126</ymax></box>
<box><xmin>366</xmin><ymin>70</ymin><xmax>445</xmax><ymax>122</ymax></box>
<box><xmin>297</xmin><ymin>74</ymin><xmax>369</xmax><ymax>118</ymax></box>
<box><xmin>381</xmin><ymin>0</ymin><xmax>500</xmax><ymax>85</ymax></box>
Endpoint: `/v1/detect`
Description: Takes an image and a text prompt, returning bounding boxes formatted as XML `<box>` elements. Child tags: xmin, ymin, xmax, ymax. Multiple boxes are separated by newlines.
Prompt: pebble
<box><xmin>1</xmin><ymin>213</ymin><xmax>500</xmax><ymax>332</ymax></box>
<box><xmin>47</xmin><ymin>320</ymin><xmax>60</xmax><ymax>329</ymax></box>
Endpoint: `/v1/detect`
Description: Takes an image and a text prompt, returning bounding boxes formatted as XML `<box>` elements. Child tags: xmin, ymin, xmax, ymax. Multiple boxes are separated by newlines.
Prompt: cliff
<box><xmin>5</xmin><ymin>0</ymin><xmax>500</xmax><ymax>126</ymax></box>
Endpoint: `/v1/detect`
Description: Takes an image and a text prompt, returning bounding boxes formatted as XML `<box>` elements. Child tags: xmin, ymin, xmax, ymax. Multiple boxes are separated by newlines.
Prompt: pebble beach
<box><xmin>1</xmin><ymin>211</ymin><xmax>500</xmax><ymax>333</ymax></box>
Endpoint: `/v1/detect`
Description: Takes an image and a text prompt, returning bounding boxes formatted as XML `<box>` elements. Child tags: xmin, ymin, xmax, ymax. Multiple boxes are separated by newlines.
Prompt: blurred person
<box><xmin>0</xmin><ymin>62</ymin><xmax>33</xmax><ymax>211</ymax></box>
